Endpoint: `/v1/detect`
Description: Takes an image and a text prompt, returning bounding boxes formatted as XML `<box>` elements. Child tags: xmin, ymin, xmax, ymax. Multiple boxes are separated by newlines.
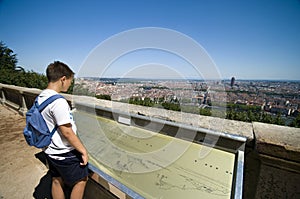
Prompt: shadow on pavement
<box><xmin>33</xmin><ymin>152</ymin><xmax>74</xmax><ymax>198</ymax></box>
<box><xmin>33</xmin><ymin>152</ymin><xmax>52</xmax><ymax>199</ymax></box>
<box><xmin>33</xmin><ymin>170</ymin><xmax>52</xmax><ymax>199</ymax></box>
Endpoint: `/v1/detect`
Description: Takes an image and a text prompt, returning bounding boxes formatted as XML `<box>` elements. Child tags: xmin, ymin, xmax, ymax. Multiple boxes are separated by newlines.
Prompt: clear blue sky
<box><xmin>0</xmin><ymin>0</ymin><xmax>299</xmax><ymax>80</ymax></box>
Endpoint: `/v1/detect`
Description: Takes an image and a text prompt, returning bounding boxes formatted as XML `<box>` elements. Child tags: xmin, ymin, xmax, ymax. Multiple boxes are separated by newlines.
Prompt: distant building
<box><xmin>231</xmin><ymin>77</ymin><xmax>235</xmax><ymax>88</ymax></box>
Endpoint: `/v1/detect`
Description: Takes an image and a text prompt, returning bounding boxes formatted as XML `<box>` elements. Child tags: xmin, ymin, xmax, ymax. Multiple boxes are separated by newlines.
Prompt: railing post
<box><xmin>18</xmin><ymin>90</ymin><xmax>28</xmax><ymax>116</ymax></box>
<box><xmin>0</xmin><ymin>86</ymin><xmax>6</xmax><ymax>105</ymax></box>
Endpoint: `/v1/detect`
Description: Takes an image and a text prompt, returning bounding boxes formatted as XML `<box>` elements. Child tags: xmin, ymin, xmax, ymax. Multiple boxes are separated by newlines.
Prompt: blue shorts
<box><xmin>46</xmin><ymin>150</ymin><xmax>89</xmax><ymax>186</ymax></box>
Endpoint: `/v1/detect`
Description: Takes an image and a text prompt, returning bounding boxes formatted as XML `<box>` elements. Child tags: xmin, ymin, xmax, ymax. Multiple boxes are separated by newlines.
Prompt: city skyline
<box><xmin>0</xmin><ymin>0</ymin><xmax>300</xmax><ymax>80</ymax></box>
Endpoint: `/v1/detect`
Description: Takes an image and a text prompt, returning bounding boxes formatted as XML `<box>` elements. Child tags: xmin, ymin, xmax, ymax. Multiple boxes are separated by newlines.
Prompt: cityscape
<box><xmin>74</xmin><ymin>77</ymin><xmax>300</xmax><ymax>127</ymax></box>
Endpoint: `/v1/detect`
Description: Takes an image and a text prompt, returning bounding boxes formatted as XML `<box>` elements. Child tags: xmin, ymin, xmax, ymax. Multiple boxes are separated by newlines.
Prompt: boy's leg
<box><xmin>70</xmin><ymin>177</ymin><xmax>88</xmax><ymax>199</ymax></box>
<box><xmin>52</xmin><ymin>177</ymin><xmax>65</xmax><ymax>199</ymax></box>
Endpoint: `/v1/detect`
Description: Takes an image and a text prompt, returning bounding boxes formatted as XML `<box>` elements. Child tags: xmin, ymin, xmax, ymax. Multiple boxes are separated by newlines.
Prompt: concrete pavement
<box><xmin>0</xmin><ymin>105</ymin><xmax>50</xmax><ymax>199</ymax></box>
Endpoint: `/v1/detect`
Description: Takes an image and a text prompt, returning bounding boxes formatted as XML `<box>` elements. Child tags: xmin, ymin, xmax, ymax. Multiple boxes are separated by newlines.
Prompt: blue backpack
<box><xmin>23</xmin><ymin>94</ymin><xmax>64</xmax><ymax>148</ymax></box>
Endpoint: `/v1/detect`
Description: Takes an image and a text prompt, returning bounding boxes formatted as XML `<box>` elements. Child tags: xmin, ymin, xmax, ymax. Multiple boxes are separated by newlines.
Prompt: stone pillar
<box><xmin>254</xmin><ymin>155</ymin><xmax>300</xmax><ymax>199</ymax></box>
<box><xmin>18</xmin><ymin>90</ymin><xmax>28</xmax><ymax>116</ymax></box>
<box><xmin>0</xmin><ymin>87</ymin><xmax>6</xmax><ymax>105</ymax></box>
<box><xmin>252</xmin><ymin>122</ymin><xmax>300</xmax><ymax>199</ymax></box>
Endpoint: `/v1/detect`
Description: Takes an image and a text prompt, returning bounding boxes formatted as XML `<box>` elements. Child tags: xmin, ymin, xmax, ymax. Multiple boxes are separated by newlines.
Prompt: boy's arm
<box><xmin>58</xmin><ymin>123</ymin><xmax>88</xmax><ymax>165</ymax></box>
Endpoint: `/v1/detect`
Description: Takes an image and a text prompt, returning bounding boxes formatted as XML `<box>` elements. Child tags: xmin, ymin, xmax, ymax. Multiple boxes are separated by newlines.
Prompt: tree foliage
<box><xmin>96</xmin><ymin>94</ymin><xmax>111</xmax><ymax>100</ymax></box>
<box><xmin>0</xmin><ymin>41</ymin><xmax>48</xmax><ymax>90</ymax></box>
<box><xmin>290</xmin><ymin>114</ymin><xmax>300</xmax><ymax>128</ymax></box>
<box><xmin>0</xmin><ymin>41</ymin><xmax>17</xmax><ymax>71</ymax></box>
<box><xmin>129</xmin><ymin>97</ymin><xmax>154</xmax><ymax>107</ymax></box>
<box><xmin>162</xmin><ymin>101</ymin><xmax>181</xmax><ymax>111</ymax></box>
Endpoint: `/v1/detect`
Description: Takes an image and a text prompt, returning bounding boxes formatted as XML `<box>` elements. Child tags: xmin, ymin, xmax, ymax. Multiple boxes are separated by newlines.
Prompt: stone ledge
<box><xmin>72</xmin><ymin>95</ymin><xmax>254</xmax><ymax>144</ymax></box>
<box><xmin>253</xmin><ymin>122</ymin><xmax>300</xmax><ymax>163</ymax></box>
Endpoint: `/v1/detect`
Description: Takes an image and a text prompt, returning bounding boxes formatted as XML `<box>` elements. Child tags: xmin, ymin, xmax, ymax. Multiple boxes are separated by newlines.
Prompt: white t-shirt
<box><xmin>37</xmin><ymin>89</ymin><xmax>76</xmax><ymax>155</ymax></box>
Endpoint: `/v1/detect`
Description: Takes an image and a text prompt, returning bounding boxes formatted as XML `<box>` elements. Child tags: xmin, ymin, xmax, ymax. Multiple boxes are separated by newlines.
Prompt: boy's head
<box><xmin>46</xmin><ymin>61</ymin><xmax>75</xmax><ymax>83</ymax></box>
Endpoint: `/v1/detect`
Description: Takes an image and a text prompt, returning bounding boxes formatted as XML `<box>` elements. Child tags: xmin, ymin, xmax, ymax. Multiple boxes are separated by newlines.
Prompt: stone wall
<box><xmin>1</xmin><ymin>83</ymin><xmax>299</xmax><ymax>199</ymax></box>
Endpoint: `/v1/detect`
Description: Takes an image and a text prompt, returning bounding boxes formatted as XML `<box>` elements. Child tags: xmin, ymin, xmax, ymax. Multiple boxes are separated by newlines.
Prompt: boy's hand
<box><xmin>59</xmin><ymin>124</ymin><xmax>89</xmax><ymax>166</ymax></box>
<box><xmin>80</xmin><ymin>152</ymin><xmax>89</xmax><ymax>166</ymax></box>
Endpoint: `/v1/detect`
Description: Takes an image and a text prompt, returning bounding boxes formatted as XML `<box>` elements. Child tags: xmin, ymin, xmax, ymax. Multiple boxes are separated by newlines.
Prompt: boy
<box><xmin>38</xmin><ymin>61</ymin><xmax>88</xmax><ymax>199</ymax></box>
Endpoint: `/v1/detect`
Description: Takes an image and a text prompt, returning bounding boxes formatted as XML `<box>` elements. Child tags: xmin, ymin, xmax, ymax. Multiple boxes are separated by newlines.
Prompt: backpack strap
<box><xmin>37</xmin><ymin>94</ymin><xmax>64</xmax><ymax>112</ymax></box>
<box><xmin>50</xmin><ymin>125</ymin><xmax>59</xmax><ymax>137</ymax></box>
<box><xmin>36</xmin><ymin>94</ymin><xmax>65</xmax><ymax>138</ymax></box>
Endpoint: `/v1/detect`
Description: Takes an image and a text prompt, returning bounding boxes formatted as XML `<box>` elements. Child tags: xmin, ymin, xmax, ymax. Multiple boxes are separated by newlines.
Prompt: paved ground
<box><xmin>0</xmin><ymin>105</ymin><xmax>50</xmax><ymax>199</ymax></box>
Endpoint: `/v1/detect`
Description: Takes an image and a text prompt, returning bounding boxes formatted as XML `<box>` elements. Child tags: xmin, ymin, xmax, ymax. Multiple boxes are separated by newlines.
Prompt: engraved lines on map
<box><xmin>74</xmin><ymin>111</ymin><xmax>234</xmax><ymax>196</ymax></box>
<box><xmin>154</xmin><ymin>165</ymin><xmax>232</xmax><ymax>195</ymax></box>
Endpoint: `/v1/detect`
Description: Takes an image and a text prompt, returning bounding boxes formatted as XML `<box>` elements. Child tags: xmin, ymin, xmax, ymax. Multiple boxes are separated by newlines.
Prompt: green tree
<box><xmin>96</xmin><ymin>94</ymin><xmax>111</xmax><ymax>100</ymax></box>
<box><xmin>290</xmin><ymin>114</ymin><xmax>300</xmax><ymax>128</ymax></box>
<box><xmin>261</xmin><ymin>113</ymin><xmax>274</xmax><ymax>124</ymax></box>
<box><xmin>0</xmin><ymin>41</ymin><xmax>18</xmax><ymax>71</ymax></box>
<box><xmin>0</xmin><ymin>41</ymin><xmax>19</xmax><ymax>85</ymax></box>
<box><xmin>143</xmin><ymin>97</ymin><xmax>154</xmax><ymax>107</ymax></box>
<box><xmin>274</xmin><ymin>113</ymin><xmax>284</xmax><ymax>125</ymax></box>
<box><xmin>162</xmin><ymin>102</ymin><xmax>181</xmax><ymax>111</ymax></box>
<box><xmin>0</xmin><ymin>41</ymin><xmax>48</xmax><ymax>89</ymax></box>
<box><xmin>199</xmin><ymin>108</ymin><xmax>211</xmax><ymax>116</ymax></box>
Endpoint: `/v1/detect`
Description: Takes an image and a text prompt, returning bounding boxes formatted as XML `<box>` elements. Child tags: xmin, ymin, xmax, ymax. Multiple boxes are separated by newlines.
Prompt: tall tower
<box><xmin>230</xmin><ymin>77</ymin><xmax>235</xmax><ymax>88</ymax></box>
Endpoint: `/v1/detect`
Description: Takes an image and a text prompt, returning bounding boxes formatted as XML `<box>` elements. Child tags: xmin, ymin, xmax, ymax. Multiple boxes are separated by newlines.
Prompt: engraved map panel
<box><xmin>74</xmin><ymin>111</ymin><xmax>235</xmax><ymax>199</ymax></box>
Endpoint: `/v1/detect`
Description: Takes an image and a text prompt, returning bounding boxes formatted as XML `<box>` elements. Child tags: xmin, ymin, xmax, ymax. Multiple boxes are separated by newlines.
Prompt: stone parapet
<box><xmin>71</xmin><ymin>94</ymin><xmax>254</xmax><ymax>145</ymax></box>
<box><xmin>254</xmin><ymin>122</ymin><xmax>300</xmax><ymax>163</ymax></box>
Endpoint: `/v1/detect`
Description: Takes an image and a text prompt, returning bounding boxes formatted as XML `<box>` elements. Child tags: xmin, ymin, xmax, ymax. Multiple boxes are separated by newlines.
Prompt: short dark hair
<box><xmin>46</xmin><ymin>61</ymin><xmax>75</xmax><ymax>82</ymax></box>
